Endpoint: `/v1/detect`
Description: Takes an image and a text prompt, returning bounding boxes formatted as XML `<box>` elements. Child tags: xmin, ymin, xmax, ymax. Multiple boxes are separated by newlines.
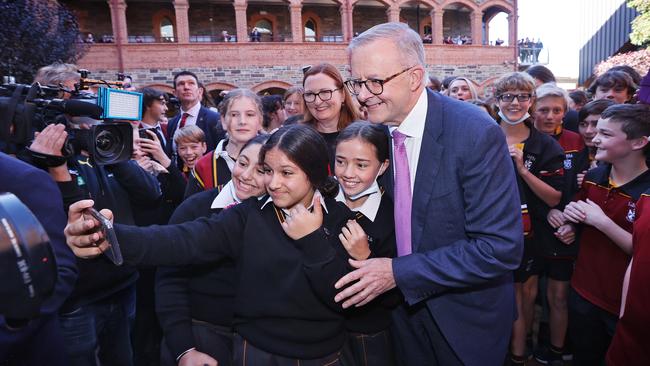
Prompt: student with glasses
<box><xmin>495</xmin><ymin>72</ymin><xmax>565</xmax><ymax>365</ymax></box>
<box><xmin>303</xmin><ymin>63</ymin><xmax>360</xmax><ymax>173</ymax></box>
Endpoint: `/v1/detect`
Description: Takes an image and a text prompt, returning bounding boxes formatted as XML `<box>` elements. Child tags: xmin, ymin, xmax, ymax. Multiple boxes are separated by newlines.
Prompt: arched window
<box><xmin>160</xmin><ymin>17</ymin><xmax>174</xmax><ymax>42</ymax></box>
<box><xmin>254</xmin><ymin>19</ymin><xmax>273</xmax><ymax>35</ymax></box>
<box><xmin>305</xmin><ymin>19</ymin><xmax>316</xmax><ymax>42</ymax></box>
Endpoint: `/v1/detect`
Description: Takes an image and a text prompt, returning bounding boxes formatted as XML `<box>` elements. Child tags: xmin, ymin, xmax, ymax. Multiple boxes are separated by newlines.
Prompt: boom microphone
<box><xmin>30</xmin><ymin>99</ymin><xmax>104</xmax><ymax>119</ymax></box>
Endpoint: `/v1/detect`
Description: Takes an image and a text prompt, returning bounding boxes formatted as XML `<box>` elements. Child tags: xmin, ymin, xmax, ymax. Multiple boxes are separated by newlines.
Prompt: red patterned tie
<box><xmin>179</xmin><ymin>112</ymin><xmax>190</xmax><ymax>129</ymax></box>
<box><xmin>392</xmin><ymin>130</ymin><xmax>412</xmax><ymax>256</ymax></box>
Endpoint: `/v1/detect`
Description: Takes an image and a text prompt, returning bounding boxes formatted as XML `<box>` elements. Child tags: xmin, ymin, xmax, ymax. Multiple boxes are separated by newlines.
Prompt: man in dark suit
<box><xmin>335</xmin><ymin>22</ymin><xmax>524</xmax><ymax>366</ymax></box>
<box><xmin>166</xmin><ymin>71</ymin><xmax>224</xmax><ymax>167</ymax></box>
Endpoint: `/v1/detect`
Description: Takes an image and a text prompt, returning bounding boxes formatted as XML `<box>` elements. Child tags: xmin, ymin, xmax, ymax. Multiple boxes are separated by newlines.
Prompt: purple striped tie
<box><xmin>392</xmin><ymin>130</ymin><xmax>412</xmax><ymax>256</ymax></box>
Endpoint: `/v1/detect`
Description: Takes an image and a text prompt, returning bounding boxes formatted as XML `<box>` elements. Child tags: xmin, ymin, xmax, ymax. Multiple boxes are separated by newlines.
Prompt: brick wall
<box><xmin>443</xmin><ymin>10</ymin><xmax>471</xmax><ymax>38</ymax></box>
<box><xmin>353</xmin><ymin>6</ymin><xmax>388</xmax><ymax>35</ymax></box>
<box><xmin>64</xmin><ymin>1</ymin><xmax>113</xmax><ymax>39</ymax></box>
<box><xmin>303</xmin><ymin>5</ymin><xmax>342</xmax><ymax>38</ymax></box>
<box><xmin>86</xmin><ymin>62</ymin><xmax>511</xmax><ymax>97</ymax></box>
<box><xmin>188</xmin><ymin>3</ymin><xmax>236</xmax><ymax>36</ymax></box>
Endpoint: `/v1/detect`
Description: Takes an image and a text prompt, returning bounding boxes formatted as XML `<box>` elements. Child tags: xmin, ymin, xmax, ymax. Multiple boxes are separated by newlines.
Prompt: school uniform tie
<box><xmin>392</xmin><ymin>130</ymin><xmax>412</xmax><ymax>256</ymax></box>
<box><xmin>179</xmin><ymin>112</ymin><xmax>190</xmax><ymax>129</ymax></box>
<box><xmin>154</xmin><ymin>126</ymin><xmax>167</xmax><ymax>150</ymax></box>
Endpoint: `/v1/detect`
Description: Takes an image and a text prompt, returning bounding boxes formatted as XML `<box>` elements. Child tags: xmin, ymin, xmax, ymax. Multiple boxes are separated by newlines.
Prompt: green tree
<box><xmin>0</xmin><ymin>0</ymin><xmax>86</xmax><ymax>83</ymax></box>
<box><xmin>628</xmin><ymin>0</ymin><xmax>650</xmax><ymax>46</ymax></box>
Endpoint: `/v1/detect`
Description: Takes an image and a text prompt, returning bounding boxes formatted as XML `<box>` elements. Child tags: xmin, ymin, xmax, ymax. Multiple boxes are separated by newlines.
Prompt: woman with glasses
<box><xmin>494</xmin><ymin>72</ymin><xmax>565</xmax><ymax>366</ymax></box>
<box><xmin>302</xmin><ymin>63</ymin><xmax>360</xmax><ymax>173</ymax></box>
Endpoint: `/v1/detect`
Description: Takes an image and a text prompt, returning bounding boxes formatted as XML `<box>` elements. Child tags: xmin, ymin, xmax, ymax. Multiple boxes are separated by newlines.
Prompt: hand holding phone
<box><xmin>83</xmin><ymin>208</ymin><xmax>123</xmax><ymax>266</ymax></box>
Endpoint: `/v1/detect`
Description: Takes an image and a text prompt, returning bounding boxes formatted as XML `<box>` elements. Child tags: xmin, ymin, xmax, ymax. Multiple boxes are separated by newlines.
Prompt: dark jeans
<box><xmin>341</xmin><ymin>330</ymin><xmax>396</xmax><ymax>366</ymax></box>
<box><xmin>160</xmin><ymin>320</ymin><xmax>233</xmax><ymax>366</ymax></box>
<box><xmin>59</xmin><ymin>285</ymin><xmax>136</xmax><ymax>366</ymax></box>
<box><xmin>568</xmin><ymin>288</ymin><xmax>617</xmax><ymax>366</ymax></box>
<box><xmin>233</xmin><ymin>334</ymin><xmax>342</xmax><ymax>366</ymax></box>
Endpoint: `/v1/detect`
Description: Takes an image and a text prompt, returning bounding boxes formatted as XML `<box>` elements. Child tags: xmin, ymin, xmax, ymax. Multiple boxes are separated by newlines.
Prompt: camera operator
<box><xmin>26</xmin><ymin>63</ymin><xmax>162</xmax><ymax>366</ymax></box>
<box><xmin>0</xmin><ymin>153</ymin><xmax>78</xmax><ymax>366</ymax></box>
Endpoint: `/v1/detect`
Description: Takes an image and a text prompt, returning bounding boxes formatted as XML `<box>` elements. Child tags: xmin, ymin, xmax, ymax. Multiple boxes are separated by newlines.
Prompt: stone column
<box><xmin>431</xmin><ymin>9</ymin><xmax>443</xmax><ymax>45</ymax></box>
<box><xmin>234</xmin><ymin>0</ymin><xmax>248</xmax><ymax>43</ymax></box>
<box><xmin>289</xmin><ymin>1</ymin><xmax>303</xmax><ymax>42</ymax></box>
<box><xmin>107</xmin><ymin>0</ymin><xmax>128</xmax><ymax>44</ymax></box>
<box><xmin>471</xmin><ymin>10</ymin><xmax>483</xmax><ymax>45</ymax></box>
<box><xmin>387</xmin><ymin>4</ymin><xmax>400</xmax><ymax>23</ymax></box>
<box><xmin>508</xmin><ymin>13</ymin><xmax>516</xmax><ymax>46</ymax></box>
<box><xmin>340</xmin><ymin>3</ymin><xmax>353</xmax><ymax>42</ymax></box>
<box><xmin>173</xmin><ymin>0</ymin><xmax>190</xmax><ymax>43</ymax></box>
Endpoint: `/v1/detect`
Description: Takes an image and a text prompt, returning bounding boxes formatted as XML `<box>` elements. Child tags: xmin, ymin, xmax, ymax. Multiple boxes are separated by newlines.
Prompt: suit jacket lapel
<box><xmin>411</xmin><ymin>90</ymin><xmax>444</xmax><ymax>252</ymax></box>
<box><xmin>196</xmin><ymin>107</ymin><xmax>206</xmax><ymax>130</ymax></box>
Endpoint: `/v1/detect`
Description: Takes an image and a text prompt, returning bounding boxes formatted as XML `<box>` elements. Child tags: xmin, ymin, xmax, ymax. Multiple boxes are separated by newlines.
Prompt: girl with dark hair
<box><xmin>185</xmin><ymin>88</ymin><xmax>264</xmax><ymax>199</ymax></box>
<box><xmin>302</xmin><ymin>63</ymin><xmax>360</xmax><ymax>172</ymax></box>
<box><xmin>156</xmin><ymin>134</ymin><xmax>269</xmax><ymax>366</ymax></box>
<box><xmin>494</xmin><ymin>72</ymin><xmax>565</xmax><ymax>365</ymax></box>
<box><xmin>334</xmin><ymin>121</ymin><xmax>398</xmax><ymax>366</ymax></box>
<box><xmin>65</xmin><ymin>125</ymin><xmax>358</xmax><ymax>365</ymax></box>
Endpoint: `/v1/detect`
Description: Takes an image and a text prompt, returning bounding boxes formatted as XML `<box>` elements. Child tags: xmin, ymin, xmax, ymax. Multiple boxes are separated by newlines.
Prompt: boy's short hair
<box><xmin>601</xmin><ymin>104</ymin><xmax>650</xmax><ymax>143</ymax></box>
<box><xmin>578</xmin><ymin>99</ymin><xmax>615</xmax><ymax>122</ymax></box>
<box><xmin>138</xmin><ymin>87</ymin><xmax>166</xmax><ymax>113</ymax></box>
<box><xmin>569</xmin><ymin>90</ymin><xmax>589</xmax><ymax>107</ymax></box>
<box><xmin>174</xmin><ymin>125</ymin><xmax>205</xmax><ymax>145</ymax></box>
<box><xmin>536</xmin><ymin>83</ymin><xmax>571</xmax><ymax>111</ymax></box>
<box><xmin>587</xmin><ymin>70</ymin><xmax>637</xmax><ymax>98</ymax></box>
<box><xmin>494</xmin><ymin>72</ymin><xmax>537</xmax><ymax>96</ymax></box>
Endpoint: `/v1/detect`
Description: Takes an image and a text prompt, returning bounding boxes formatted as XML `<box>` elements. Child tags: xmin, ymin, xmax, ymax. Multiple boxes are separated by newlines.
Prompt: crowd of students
<box><xmin>1</xmin><ymin>23</ymin><xmax>649</xmax><ymax>366</ymax></box>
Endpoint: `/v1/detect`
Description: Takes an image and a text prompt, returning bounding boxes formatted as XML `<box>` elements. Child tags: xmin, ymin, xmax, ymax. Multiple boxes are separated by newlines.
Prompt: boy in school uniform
<box><xmin>561</xmin><ymin>104</ymin><xmax>650</xmax><ymax>366</ymax></box>
<box><xmin>532</xmin><ymin>83</ymin><xmax>586</xmax><ymax>364</ymax></box>
<box><xmin>606</xmin><ymin>186</ymin><xmax>650</xmax><ymax>366</ymax></box>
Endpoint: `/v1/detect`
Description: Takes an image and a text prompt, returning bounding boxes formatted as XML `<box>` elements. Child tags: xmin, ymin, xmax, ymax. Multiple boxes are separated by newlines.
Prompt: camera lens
<box><xmin>94</xmin><ymin>126</ymin><xmax>124</xmax><ymax>158</ymax></box>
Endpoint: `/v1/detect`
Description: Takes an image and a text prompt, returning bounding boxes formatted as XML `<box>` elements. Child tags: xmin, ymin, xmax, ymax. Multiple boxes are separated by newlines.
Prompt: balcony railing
<box><xmin>128</xmin><ymin>35</ymin><xmax>176</xmax><ymax>43</ymax></box>
<box><xmin>518</xmin><ymin>47</ymin><xmax>549</xmax><ymax>65</ymax></box>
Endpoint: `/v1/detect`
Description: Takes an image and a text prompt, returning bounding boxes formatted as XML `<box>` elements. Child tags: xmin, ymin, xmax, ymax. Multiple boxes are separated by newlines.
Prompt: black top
<box><xmin>155</xmin><ymin>188</ymin><xmax>236</xmax><ymax>360</ymax></box>
<box><xmin>62</xmin><ymin>158</ymin><xmax>161</xmax><ymax>311</ymax></box>
<box><xmin>339</xmin><ymin>192</ymin><xmax>401</xmax><ymax>333</ymax></box>
<box><xmin>116</xmin><ymin>196</ymin><xmax>357</xmax><ymax>359</ymax></box>
<box><xmin>514</xmin><ymin>127</ymin><xmax>565</xmax><ymax>255</ymax></box>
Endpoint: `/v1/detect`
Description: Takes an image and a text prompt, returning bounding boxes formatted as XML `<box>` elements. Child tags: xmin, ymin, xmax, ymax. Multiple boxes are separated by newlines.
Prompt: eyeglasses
<box><xmin>344</xmin><ymin>66</ymin><xmax>415</xmax><ymax>96</ymax></box>
<box><xmin>303</xmin><ymin>88</ymin><xmax>341</xmax><ymax>103</ymax></box>
<box><xmin>497</xmin><ymin>93</ymin><xmax>533</xmax><ymax>103</ymax></box>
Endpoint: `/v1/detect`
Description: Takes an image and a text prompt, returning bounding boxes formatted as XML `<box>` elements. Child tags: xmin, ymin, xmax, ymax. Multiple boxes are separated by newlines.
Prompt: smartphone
<box><xmin>138</xmin><ymin>128</ymin><xmax>154</xmax><ymax>141</ymax></box>
<box><xmin>83</xmin><ymin>208</ymin><xmax>123</xmax><ymax>266</ymax></box>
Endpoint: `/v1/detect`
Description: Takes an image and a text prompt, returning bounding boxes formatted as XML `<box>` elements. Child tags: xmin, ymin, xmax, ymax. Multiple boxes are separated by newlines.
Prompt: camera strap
<box><xmin>26</xmin><ymin>148</ymin><xmax>69</xmax><ymax>168</ymax></box>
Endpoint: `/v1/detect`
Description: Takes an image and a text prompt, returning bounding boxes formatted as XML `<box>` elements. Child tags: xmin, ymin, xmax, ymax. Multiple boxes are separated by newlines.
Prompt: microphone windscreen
<box><xmin>63</xmin><ymin>100</ymin><xmax>104</xmax><ymax>119</ymax></box>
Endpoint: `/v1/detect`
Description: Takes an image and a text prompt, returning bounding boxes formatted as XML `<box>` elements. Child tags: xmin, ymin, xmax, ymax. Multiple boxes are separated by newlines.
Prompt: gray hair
<box><xmin>536</xmin><ymin>83</ymin><xmax>571</xmax><ymax>111</ymax></box>
<box><xmin>34</xmin><ymin>63</ymin><xmax>79</xmax><ymax>86</ymax></box>
<box><xmin>348</xmin><ymin>22</ymin><xmax>427</xmax><ymax>82</ymax></box>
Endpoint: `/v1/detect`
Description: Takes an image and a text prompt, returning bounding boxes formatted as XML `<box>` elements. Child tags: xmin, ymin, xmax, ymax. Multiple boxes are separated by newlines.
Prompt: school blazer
<box><xmin>386</xmin><ymin>90</ymin><xmax>524</xmax><ymax>366</ymax></box>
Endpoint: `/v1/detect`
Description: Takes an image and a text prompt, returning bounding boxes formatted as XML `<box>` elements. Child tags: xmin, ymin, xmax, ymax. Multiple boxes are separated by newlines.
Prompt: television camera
<box><xmin>0</xmin><ymin>70</ymin><xmax>143</xmax><ymax>165</ymax></box>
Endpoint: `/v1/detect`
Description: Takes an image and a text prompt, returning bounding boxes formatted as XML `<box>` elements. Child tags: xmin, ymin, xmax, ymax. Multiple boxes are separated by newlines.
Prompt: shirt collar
<box><xmin>393</xmin><ymin>88</ymin><xmax>428</xmax><ymax>138</ymax></box>
<box><xmin>210</xmin><ymin>180</ymin><xmax>240</xmax><ymax>209</ymax></box>
<box><xmin>334</xmin><ymin>187</ymin><xmax>381</xmax><ymax>222</ymax></box>
<box><xmin>140</xmin><ymin>121</ymin><xmax>161</xmax><ymax>129</ymax></box>
<box><xmin>181</xmin><ymin>102</ymin><xmax>202</xmax><ymax>117</ymax></box>
<box><xmin>260</xmin><ymin>191</ymin><xmax>329</xmax><ymax>215</ymax></box>
<box><xmin>215</xmin><ymin>139</ymin><xmax>236</xmax><ymax>171</ymax></box>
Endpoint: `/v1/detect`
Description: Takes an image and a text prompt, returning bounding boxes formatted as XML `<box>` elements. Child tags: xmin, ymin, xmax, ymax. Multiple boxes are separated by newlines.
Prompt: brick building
<box><xmin>64</xmin><ymin>0</ymin><xmax>517</xmax><ymax>99</ymax></box>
